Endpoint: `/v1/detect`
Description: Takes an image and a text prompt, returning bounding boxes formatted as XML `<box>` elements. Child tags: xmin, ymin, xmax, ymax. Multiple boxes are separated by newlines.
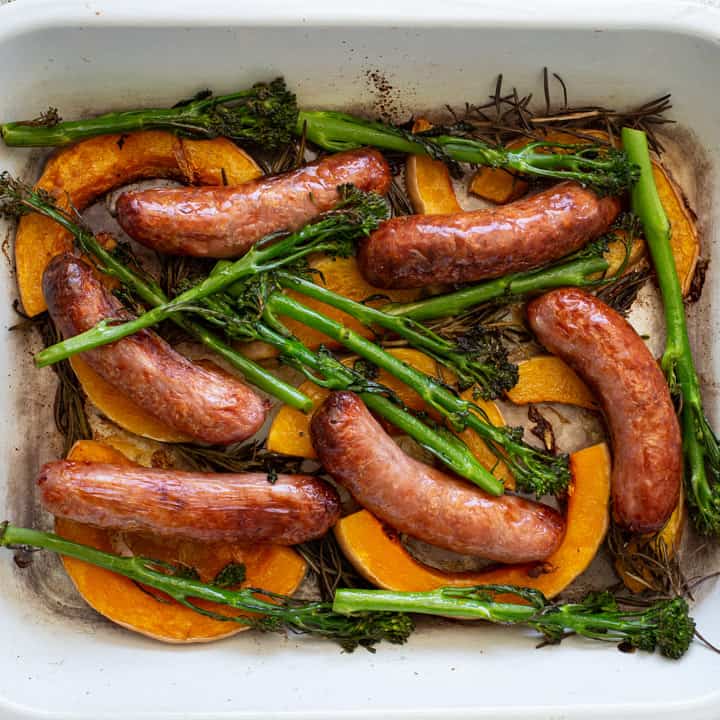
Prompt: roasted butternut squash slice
<box><xmin>56</xmin><ymin>440</ymin><xmax>307</xmax><ymax>643</ymax></box>
<box><xmin>16</xmin><ymin>131</ymin><xmax>263</xmax><ymax>317</ymax></box>
<box><xmin>334</xmin><ymin>442</ymin><xmax>611</xmax><ymax>596</ymax></box>
<box><xmin>505</xmin><ymin>355</ymin><xmax>597</xmax><ymax>410</ymax></box>
<box><xmin>652</xmin><ymin>163</ymin><xmax>699</xmax><ymax>296</ymax></box>
<box><xmin>267</xmin><ymin>347</ymin><xmax>511</xmax><ymax>483</ymax></box>
<box><xmin>405</xmin><ymin>118</ymin><xmax>462</xmax><ymax>214</ymax></box>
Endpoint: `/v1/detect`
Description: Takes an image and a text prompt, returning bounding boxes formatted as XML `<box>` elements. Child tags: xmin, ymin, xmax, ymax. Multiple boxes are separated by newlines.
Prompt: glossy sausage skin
<box><xmin>358</xmin><ymin>182</ymin><xmax>621</xmax><ymax>288</ymax></box>
<box><xmin>311</xmin><ymin>391</ymin><xmax>565</xmax><ymax>563</ymax></box>
<box><xmin>43</xmin><ymin>254</ymin><xmax>267</xmax><ymax>444</ymax></box>
<box><xmin>527</xmin><ymin>288</ymin><xmax>681</xmax><ymax>532</ymax></box>
<box><xmin>38</xmin><ymin>461</ymin><xmax>341</xmax><ymax>544</ymax></box>
<box><xmin>116</xmin><ymin>149</ymin><xmax>392</xmax><ymax>258</ymax></box>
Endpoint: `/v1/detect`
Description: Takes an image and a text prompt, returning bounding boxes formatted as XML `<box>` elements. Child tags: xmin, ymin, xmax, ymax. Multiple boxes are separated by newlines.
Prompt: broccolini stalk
<box><xmin>0</xmin><ymin>522</ymin><xmax>693</xmax><ymax>658</ymax></box>
<box><xmin>622</xmin><ymin>128</ymin><xmax>720</xmax><ymax>535</ymax></box>
<box><xmin>1</xmin><ymin>79</ymin><xmax>297</xmax><ymax>148</ymax></box>
<box><xmin>34</xmin><ymin>185</ymin><xmax>389</xmax><ymax>368</ymax></box>
<box><xmin>264</xmin><ymin>291</ymin><xmax>569</xmax><ymax>497</ymax></box>
<box><xmin>333</xmin><ymin>585</ymin><xmax>695</xmax><ymax>659</ymax></box>
<box><xmin>0</xmin><ymin>174</ymin><xmax>312</xmax><ymax>412</ymax></box>
<box><xmin>197</xmin><ymin>279</ymin><xmax>498</xmax><ymax>491</ymax></box>
<box><xmin>274</xmin><ymin>272</ymin><xmax>518</xmax><ymax>400</ymax></box>
<box><xmin>297</xmin><ymin>111</ymin><xmax>639</xmax><ymax>193</ymax></box>
<box><xmin>383</xmin><ymin>249</ymin><xmax>610</xmax><ymax>322</ymax></box>
<box><xmin>0</xmin><ymin>523</ymin><xmax>413</xmax><ymax>652</ymax></box>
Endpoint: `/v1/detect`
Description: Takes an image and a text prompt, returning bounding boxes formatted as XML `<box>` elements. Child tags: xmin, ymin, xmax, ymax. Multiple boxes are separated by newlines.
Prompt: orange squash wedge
<box><xmin>334</xmin><ymin>442</ymin><xmax>611</xmax><ymax>596</ymax></box>
<box><xmin>16</xmin><ymin>131</ymin><xmax>262</xmax><ymax>317</ymax></box>
<box><xmin>405</xmin><ymin>118</ymin><xmax>462</xmax><ymax>214</ymax></box>
<box><xmin>267</xmin><ymin>347</ymin><xmax>511</xmax><ymax>484</ymax></box>
<box><xmin>56</xmin><ymin>440</ymin><xmax>307</xmax><ymax>643</ymax></box>
<box><xmin>652</xmin><ymin>162</ymin><xmax>699</xmax><ymax>296</ymax></box>
<box><xmin>603</xmin><ymin>230</ymin><xmax>647</xmax><ymax>277</ymax></box>
<box><xmin>506</xmin><ymin>355</ymin><xmax>597</xmax><ymax>410</ymax></box>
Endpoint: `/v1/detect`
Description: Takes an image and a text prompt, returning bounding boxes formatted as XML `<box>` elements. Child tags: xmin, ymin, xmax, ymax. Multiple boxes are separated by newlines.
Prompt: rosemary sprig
<box><xmin>10</xmin><ymin>310</ymin><xmax>91</xmax><ymax>455</ymax></box>
<box><xmin>174</xmin><ymin>440</ymin><xmax>308</xmax><ymax>481</ymax></box>
<box><xmin>296</xmin><ymin>533</ymin><xmax>371</xmax><ymax>602</ymax></box>
<box><xmin>461</xmin><ymin>68</ymin><xmax>673</xmax><ymax>154</ymax></box>
<box><xmin>607</xmin><ymin>524</ymin><xmax>688</xmax><ymax>597</ymax></box>
<box><xmin>596</xmin><ymin>266</ymin><xmax>654</xmax><ymax>317</ymax></box>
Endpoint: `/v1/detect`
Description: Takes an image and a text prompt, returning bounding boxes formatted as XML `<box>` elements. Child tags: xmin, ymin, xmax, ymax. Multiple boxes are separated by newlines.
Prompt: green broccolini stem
<box><xmin>332</xmin><ymin>586</ymin><xmax>695</xmax><ymax>659</ymax></box>
<box><xmin>0</xmin><ymin>523</ymin><xmax>413</xmax><ymax>652</ymax></box>
<box><xmin>274</xmin><ymin>272</ymin><xmax>518</xmax><ymax>399</ymax></box>
<box><xmin>334</xmin><ymin>586</ymin><xmax>540</xmax><ymax>621</ymax></box>
<box><xmin>265</xmin><ymin>292</ymin><xmax>570</xmax><ymax>496</ymax></box>
<box><xmin>382</xmin><ymin>255</ymin><xmax>610</xmax><ymax>322</ymax></box>
<box><xmin>34</xmin><ymin>186</ymin><xmax>387</xmax><ymax>368</ymax></box>
<box><xmin>0</xmin><ymin>176</ymin><xmax>311</xmax><ymax>412</ymax></box>
<box><xmin>297</xmin><ymin>110</ymin><xmax>638</xmax><ymax>193</ymax></box>
<box><xmin>622</xmin><ymin>128</ymin><xmax>720</xmax><ymax>535</ymax></box>
<box><xmin>1</xmin><ymin>80</ymin><xmax>298</xmax><ymax>149</ymax></box>
<box><xmin>3</xmin><ymin>108</ymin><xmax>189</xmax><ymax>146</ymax></box>
<box><xmin>0</xmin><ymin>524</ymin><xmax>694</xmax><ymax>657</ymax></box>
<box><xmin>230</xmin><ymin>306</ymin><xmax>497</xmax><ymax>490</ymax></box>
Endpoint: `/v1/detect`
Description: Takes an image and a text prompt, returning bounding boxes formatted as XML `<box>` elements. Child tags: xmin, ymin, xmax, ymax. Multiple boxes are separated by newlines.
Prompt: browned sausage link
<box><xmin>357</xmin><ymin>182</ymin><xmax>621</xmax><ymax>288</ymax></box>
<box><xmin>311</xmin><ymin>391</ymin><xmax>565</xmax><ymax>563</ymax></box>
<box><xmin>527</xmin><ymin>288</ymin><xmax>681</xmax><ymax>533</ymax></box>
<box><xmin>115</xmin><ymin>148</ymin><xmax>392</xmax><ymax>258</ymax></box>
<box><xmin>42</xmin><ymin>254</ymin><xmax>267</xmax><ymax>444</ymax></box>
<box><xmin>38</xmin><ymin>461</ymin><xmax>341</xmax><ymax>545</ymax></box>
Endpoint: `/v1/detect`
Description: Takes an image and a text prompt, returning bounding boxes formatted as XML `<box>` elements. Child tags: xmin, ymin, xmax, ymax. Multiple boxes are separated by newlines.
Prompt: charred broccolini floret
<box><xmin>453</xmin><ymin>326</ymin><xmax>519</xmax><ymax>400</ymax></box>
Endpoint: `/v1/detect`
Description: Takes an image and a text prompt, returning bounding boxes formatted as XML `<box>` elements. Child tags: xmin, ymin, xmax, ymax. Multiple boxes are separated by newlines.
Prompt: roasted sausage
<box><xmin>43</xmin><ymin>254</ymin><xmax>267</xmax><ymax>445</ymax></box>
<box><xmin>115</xmin><ymin>149</ymin><xmax>392</xmax><ymax>258</ymax></box>
<box><xmin>527</xmin><ymin>288</ymin><xmax>681</xmax><ymax>533</ymax></box>
<box><xmin>38</xmin><ymin>461</ymin><xmax>341</xmax><ymax>544</ymax></box>
<box><xmin>358</xmin><ymin>182</ymin><xmax>621</xmax><ymax>288</ymax></box>
<box><xmin>311</xmin><ymin>391</ymin><xmax>565</xmax><ymax>563</ymax></box>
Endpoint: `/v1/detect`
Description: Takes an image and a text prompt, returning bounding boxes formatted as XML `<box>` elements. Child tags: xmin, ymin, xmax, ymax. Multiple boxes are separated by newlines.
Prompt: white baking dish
<box><xmin>2</xmin><ymin>0</ymin><xmax>720</xmax><ymax>717</ymax></box>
